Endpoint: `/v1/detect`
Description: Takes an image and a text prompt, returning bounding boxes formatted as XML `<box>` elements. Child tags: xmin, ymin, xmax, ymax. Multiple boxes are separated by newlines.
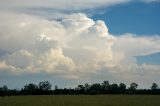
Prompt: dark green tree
<box><xmin>23</xmin><ymin>83</ymin><xmax>38</xmax><ymax>94</ymax></box>
<box><xmin>110</xmin><ymin>83</ymin><xmax>119</xmax><ymax>93</ymax></box>
<box><xmin>102</xmin><ymin>81</ymin><xmax>110</xmax><ymax>89</ymax></box>
<box><xmin>84</xmin><ymin>83</ymin><xmax>90</xmax><ymax>90</ymax></box>
<box><xmin>78</xmin><ymin>85</ymin><xmax>85</xmax><ymax>90</ymax></box>
<box><xmin>101</xmin><ymin>81</ymin><xmax>110</xmax><ymax>94</ymax></box>
<box><xmin>119</xmin><ymin>83</ymin><xmax>126</xmax><ymax>94</ymax></box>
<box><xmin>129</xmin><ymin>82</ymin><xmax>138</xmax><ymax>90</ymax></box>
<box><xmin>24</xmin><ymin>83</ymin><xmax>38</xmax><ymax>91</ymax></box>
<box><xmin>84</xmin><ymin>83</ymin><xmax>90</xmax><ymax>93</ymax></box>
<box><xmin>0</xmin><ymin>85</ymin><xmax>8</xmax><ymax>97</ymax></box>
<box><xmin>90</xmin><ymin>83</ymin><xmax>101</xmax><ymax>94</ymax></box>
<box><xmin>54</xmin><ymin>85</ymin><xmax>58</xmax><ymax>90</ymax></box>
<box><xmin>77</xmin><ymin>85</ymin><xmax>85</xmax><ymax>94</ymax></box>
<box><xmin>151</xmin><ymin>83</ymin><xmax>158</xmax><ymax>90</ymax></box>
<box><xmin>129</xmin><ymin>82</ymin><xmax>138</xmax><ymax>94</ymax></box>
<box><xmin>2</xmin><ymin>85</ymin><xmax>8</xmax><ymax>91</ymax></box>
<box><xmin>38</xmin><ymin>81</ymin><xmax>52</xmax><ymax>91</ymax></box>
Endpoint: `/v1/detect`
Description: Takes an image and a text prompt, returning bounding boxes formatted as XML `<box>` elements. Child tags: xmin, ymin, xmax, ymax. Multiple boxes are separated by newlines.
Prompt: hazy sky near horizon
<box><xmin>0</xmin><ymin>0</ymin><xmax>160</xmax><ymax>89</ymax></box>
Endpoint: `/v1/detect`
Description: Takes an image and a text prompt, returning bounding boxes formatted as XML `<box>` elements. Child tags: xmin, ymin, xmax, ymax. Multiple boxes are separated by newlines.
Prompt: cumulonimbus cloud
<box><xmin>0</xmin><ymin>11</ymin><xmax>160</xmax><ymax>87</ymax></box>
<box><xmin>0</xmin><ymin>12</ymin><xmax>114</xmax><ymax>77</ymax></box>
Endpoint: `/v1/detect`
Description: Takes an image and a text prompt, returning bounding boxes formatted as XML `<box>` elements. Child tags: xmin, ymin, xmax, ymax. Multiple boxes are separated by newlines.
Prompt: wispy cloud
<box><xmin>0</xmin><ymin>0</ymin><xmax>130</xmax><ymax>9</ymax></box>
<box><xmin>1</xmin><ymin>0</ymin><xmax>159</xmax><ymax>11</ymax></box>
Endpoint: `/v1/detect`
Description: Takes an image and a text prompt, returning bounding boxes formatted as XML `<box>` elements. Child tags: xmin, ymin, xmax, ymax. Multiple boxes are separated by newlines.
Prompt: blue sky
<box><xmin>0</xmin><ymin>0</ymin><xmax>160</xmax><ymax>89</ymax></box>
<box><xmin>92</xmin><ymin>1</ymin><xmax>160</xmax><ymax>35</ymax></box>
<box><xmin>137</xmin><ymin>52</ymin><xmax>160</xmax><ymax>64</ymax></box>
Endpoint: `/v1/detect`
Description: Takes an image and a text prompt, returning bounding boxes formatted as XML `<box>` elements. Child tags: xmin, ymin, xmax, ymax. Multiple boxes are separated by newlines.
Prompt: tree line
<box><xmin>0</xmin><ymin>81</ymin><xmax>160</xmax><ymax>97</ymax></box>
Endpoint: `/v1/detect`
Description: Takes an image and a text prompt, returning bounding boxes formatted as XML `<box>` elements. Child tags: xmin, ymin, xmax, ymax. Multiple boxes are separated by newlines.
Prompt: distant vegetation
<box><xmin>0</xmin><ymin>81</ymin><xmax>160</xmax><ymax>96</ymax></box>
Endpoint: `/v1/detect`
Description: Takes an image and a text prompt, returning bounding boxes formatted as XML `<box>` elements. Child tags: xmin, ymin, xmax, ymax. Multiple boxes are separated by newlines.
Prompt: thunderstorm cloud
<box><xmin>0</xmin><ymin>0</ymin><xmax>160</xmax><ymax>88</ymax></box>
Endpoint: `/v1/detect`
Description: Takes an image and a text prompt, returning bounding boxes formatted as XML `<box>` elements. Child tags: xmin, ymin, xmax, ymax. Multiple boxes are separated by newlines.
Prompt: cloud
<box><xmin>0</xmin><ymin>0</ymin><xmax>130</xmax><ymax>10</ymax></box>
<box><xmin>1</xmin><ymin>0</ymin><xmax>158</xmax><ymax>20</ymax></box>
<box><xmin>0</xmin><ymin>0</ymin><xmax>132</xmax><ymax>19</ymax></box>
<box><xmin>0</xmin><ymin>12</ymin><xmax>114</xmax><ymax>79</ymax></box>
<box><xmin>0</xmin><ymin>11</ymin><xmax>160</xmax><ymax>87</ymax></box>
<box><xmin>112</xmin><ymin>34</ymin><xmax>160</xmax><ymax>56</ymax></box>
<box><xmin>1</xmin><ymin>0</ymin><xmax>158</xmax><ymax>11</ymax></box>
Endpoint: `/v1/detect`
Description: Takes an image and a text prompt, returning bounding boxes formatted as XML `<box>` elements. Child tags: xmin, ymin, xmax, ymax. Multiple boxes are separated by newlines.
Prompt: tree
<box><xmin>38</xmin><ymin>81</ymin><xmax>52</xmax><ymax>91</ymax></box>
<box><xmin>84</xmin><ymin>83</ymin><xmax>90</xmax><ymax>90</ymax></box>
<box><xmin>102</xmin><ymin>81</ymin><xmax>110</xmax><ymax>89</ymax></box>
<box><xmin>24</xmin><ymin>83</ymin><xmax>38</xmax><ymax>91</ymax></box>
<box><xmin>129</xmin><ymin>82</ymin><xmax>138</xmax><ymax>90</ymax></box>
<box><xmin>151</xmin><ymin>83</ymin><xmax>158</xmax><ymax>90</ymax></box>
<box><xmin>110</xmin><ymin>83</ymin><xmax>119</xmax><ymax>93</ymax></box>
<box><xmin>90</xmin><ymin>83</ymin><xmax>101</xmax><ymax>94</ymax></box>
<box><xmin>77</xmin><ymin>85</ymin><xmax>85</xmax><ymax>94</ymax></box>
<box><xmin>55</xmin><ymin>85</ymin><xmax>58</xmax><ymax>90</ymax></box>
<box><xmin>102</xmin><ymin>81</ymin><xmax>109</xmax><ymax>86</ymax></box>
<box><xmin>129</xmin><ymin>82</ymin><xmax>138</xmax><ymax>94</ymax></box>
<box><xmin>78</xmin><ymin>85</ymin><xmax>85</xmax><ymax>90</ymax></box>
<box><xmin>119</xmin><ymin>83</ymin><xmax>126</xmax><ymax>93</ymax></box>
<box><xmin>23</xmin><ymin>83</ymin><xmax>38</xmax><ymax>94</ymax></box>
<box><xmin>0</xmin><ymin>85</ymin><xmax>8</xmax><ymax>97</ymax></box>
<box><xmin>101</xmin><ymin>81</ymin><xmax>110</xmax><ymax>93</ymax></box>
<box><xmin>2</xmin><ymin>85</ymin><xmax>8</xmax><ymax>91</ymax></box>
<box><xmin>84</xmin><ymin>83</ymin><xmax>90</xmax><ymax>93</ymax></box>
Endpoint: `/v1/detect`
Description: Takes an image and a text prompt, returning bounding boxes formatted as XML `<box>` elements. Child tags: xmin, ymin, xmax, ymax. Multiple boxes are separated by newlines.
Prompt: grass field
<box><xmin>0</xmin><ymin>95</ymin><xmax>160</xmax><ymax>106</ymax></box>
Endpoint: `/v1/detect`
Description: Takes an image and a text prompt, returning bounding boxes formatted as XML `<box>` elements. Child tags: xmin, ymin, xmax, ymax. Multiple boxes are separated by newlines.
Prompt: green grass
<box><xmin>0</xmin><ymin>95</ymin><xmax>160</xmax><ymax>106</ymax></box>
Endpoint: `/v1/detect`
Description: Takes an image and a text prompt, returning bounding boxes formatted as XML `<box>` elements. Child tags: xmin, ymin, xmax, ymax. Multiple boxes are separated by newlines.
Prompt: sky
<box><xmin>0</xmin><ymin>0</ymin><xmax>160</xmax><ymax>89</ymax></box>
